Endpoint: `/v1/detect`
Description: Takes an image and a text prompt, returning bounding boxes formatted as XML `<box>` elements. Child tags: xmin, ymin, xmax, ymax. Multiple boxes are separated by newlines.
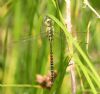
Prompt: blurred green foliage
<box><xmin>90</xmin><ymin>0</ymin><xmax>100</xmax><ymax>9</ymax></box>
<box><xmin>0</xmin><ymin>0</ymin><xmax>100</xmax><ymax>94</ymax></box>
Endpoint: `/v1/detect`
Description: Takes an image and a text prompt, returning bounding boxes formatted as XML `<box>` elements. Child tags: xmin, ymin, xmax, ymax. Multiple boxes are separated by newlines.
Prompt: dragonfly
<box><xmin>44</xmin><ymin>17</ymin><xmax>55</xmax><ymax>84</ymax></box>
<box><xmin>3</xmin><ymin>16</ymin><xmax>87</xmax><ymax>89</ymax></box>
<box><xmin>3</xmin><ymin>16</ymin><xmax>67</xmax><ymax>87</ymax></box>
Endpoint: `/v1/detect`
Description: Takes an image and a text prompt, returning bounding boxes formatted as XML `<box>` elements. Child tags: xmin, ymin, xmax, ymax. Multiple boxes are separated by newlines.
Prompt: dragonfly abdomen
<box><xmin>50</xmin><ymin>46</ymin><xmax>54</xmax><ymax>83</ymax></box>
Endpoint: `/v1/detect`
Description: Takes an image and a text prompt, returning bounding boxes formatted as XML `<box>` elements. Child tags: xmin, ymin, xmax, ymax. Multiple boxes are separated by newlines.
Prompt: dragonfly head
<box><xmin>44</xmin><ymin>16</ymin><xmax>54</xmax><ymax>27</ymax></box>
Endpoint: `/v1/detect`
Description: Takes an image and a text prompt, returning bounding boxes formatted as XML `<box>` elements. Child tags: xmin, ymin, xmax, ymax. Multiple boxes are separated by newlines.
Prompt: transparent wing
<box><xmin>6</xmin><ymin>31</ymin><xmax>66</xmax><ymax>49</ymax></box>
<box><xmin>5</xmin><ymin>30</ymin><xmax>87</xmax><ymax>52</ymax></box>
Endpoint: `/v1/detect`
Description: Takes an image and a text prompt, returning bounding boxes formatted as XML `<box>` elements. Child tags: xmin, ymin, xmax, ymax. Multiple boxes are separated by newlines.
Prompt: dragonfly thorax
<box><xmin>45</xmin><ymin>17</ymin><xmax>54</xmax><ymax>41</ymax></box>
<box><xmin>46</xmin><ymin>26</ymin><xmax>54</xmax><ymax>41</ymax></box>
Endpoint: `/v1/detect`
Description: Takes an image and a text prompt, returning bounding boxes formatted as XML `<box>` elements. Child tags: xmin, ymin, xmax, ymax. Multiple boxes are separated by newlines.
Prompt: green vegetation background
<box><xmin>0</xmin><ymin>0</ymin><xmax>100</xmax><ymax>94</ymax></box>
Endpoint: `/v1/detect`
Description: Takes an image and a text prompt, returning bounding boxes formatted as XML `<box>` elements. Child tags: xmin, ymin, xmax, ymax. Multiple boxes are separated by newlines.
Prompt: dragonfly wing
<box><xmin>6</xmin><ymin>31</ymin><xmax>48</xmax><ymax>49</ymax></box>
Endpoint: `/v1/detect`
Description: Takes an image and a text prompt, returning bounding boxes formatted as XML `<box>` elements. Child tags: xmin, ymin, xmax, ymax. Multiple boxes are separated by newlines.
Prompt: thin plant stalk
<box><xmin>65</xmin><ymin>0</ymin><xmax>76</xmax><ymax>94</ymax></box>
